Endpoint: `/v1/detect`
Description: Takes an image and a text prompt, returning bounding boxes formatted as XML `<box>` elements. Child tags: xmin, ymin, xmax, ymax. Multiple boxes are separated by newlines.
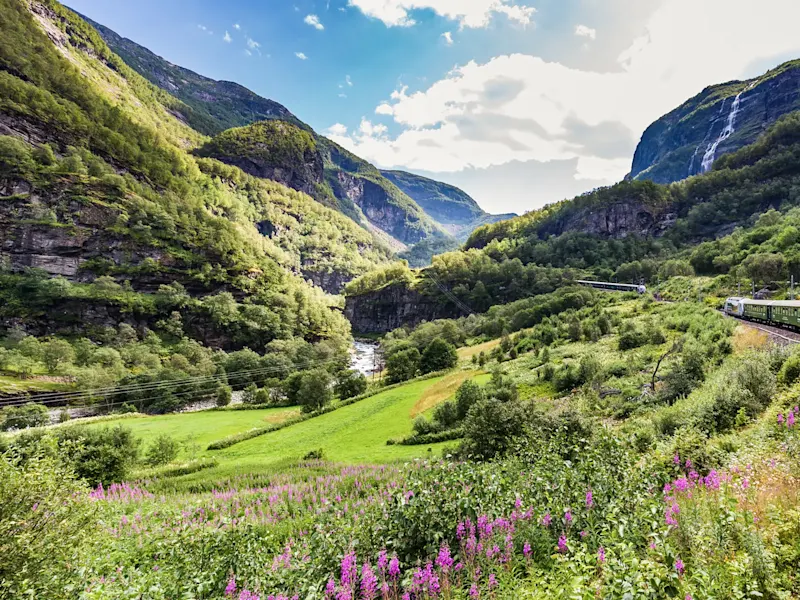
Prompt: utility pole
<box><xmin>738</xmin><ymin>281</ymin><xmax>741</xmax><ymax>296</ymax></box>
<box><xmin>792</xmin><ymin>275</ymin><xmax>795</xmax><ymax>300</ymax></box>
<box><xmin>752</xmin><ymin>281</ymin><xmax>756</xmax><ymax>298</ymax></box>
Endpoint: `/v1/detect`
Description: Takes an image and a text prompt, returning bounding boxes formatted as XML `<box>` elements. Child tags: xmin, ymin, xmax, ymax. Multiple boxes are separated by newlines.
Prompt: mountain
<box><xmin>347</xmin><ymin>107</ymin><xmax>800</xmax><ymax>331</ymax></box>
<box><xmin>81</xmin><ymin>13</ymin><xmax>455</xmax><ymax>251</ymax></box>
<box><xmin>0</xmin><ymin>0</ymin><xmax>396</xmax><ymax>349</ymax></box>
<box><xmin>77</xmin><ymin>12</ymin><xmax>300</xmax><ymax>136</ymax></box>
<box><xmin>629</xmin><ymin>58</ymin><xmax>800</xmax><ymax>184</ymax></box>
<box><xmin>379</xmin><ymin>170</ymin><xmax>516</xmax><ymax>241</ymax></box>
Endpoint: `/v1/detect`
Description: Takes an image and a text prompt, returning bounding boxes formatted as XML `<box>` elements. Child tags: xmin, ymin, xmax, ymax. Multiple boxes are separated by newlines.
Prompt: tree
<box><xmin>386</xmin><ymin>348</ymin><xmax>421</xmax><ymax>383</ymax></box>
<box><xmin>460</xmin><ymin>398</ymin><xmax>528</xmax><ymax>460</ymax></box>
<box><xmin>420</xmin><ymin>338</ymin><xmax>458</xmax><ymax>374</ymax></box>
<box><xmin>334</xmin><ymin>369</ymin><xmax>368</xmax><ymax>400</ymax></box>
<box><xmin>743</xmin><ymin>253</ymin><xmax>785</xmax><ymax>286</ymax></box>
<box><xmin>145</xmin><ymin>434</ymin><xmax>179</xmax><ymax>466</ymax></box>
<box><xmin>0</xmin><ymin>403</ymin><xmax>48</xmax><ymax>432</ymax></box>
<box><xmin>242</xmin><ymin>383</ymin><xmax>258</xmax><ymax>404</ymax></box>
<box><xmin>56</xmin><ymin>425</ymin><xmax>140</xmax><ymax>485</ymax></box>
<box><xmin>41</xmin><ymin>339</ymin><xmax>75</xmax><ymax>373</ymax></box>
<box><xmin>297</xmin><ymin>369</ymin><xmax>333</xmax><ymax>412</ymax></box>
<box><xmin>455</xmin><ymin>380</ymin><xmax>486</xmax><ymax>419</ymax></box>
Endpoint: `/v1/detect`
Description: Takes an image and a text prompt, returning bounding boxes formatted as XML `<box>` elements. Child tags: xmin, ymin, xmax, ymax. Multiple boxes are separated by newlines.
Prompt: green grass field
<box><xmin>89</xmin><ymin>372</ymin><xmax>485</xmax><ymax>484</ymax></box>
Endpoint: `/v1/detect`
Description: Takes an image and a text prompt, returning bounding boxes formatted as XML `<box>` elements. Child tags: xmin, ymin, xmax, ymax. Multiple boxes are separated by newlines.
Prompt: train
<box><xmin>723</xmin><ymin>297</ymin><xmax>800</xmax><ymax>330</ymax></box>
<box><xmin>576</xmin><ymin>280</ymin><xmax>647</xmax><ymax>294</ymax></box>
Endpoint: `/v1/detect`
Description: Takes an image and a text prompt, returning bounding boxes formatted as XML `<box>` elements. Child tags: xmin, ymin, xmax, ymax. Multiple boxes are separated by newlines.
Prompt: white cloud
<box><xmin>347</xmin><ymin>0</ymin><xmax>535</xmax><ymax>28</ymax></box>
<box><xmin>328</xmin><ymin>0</ymin><xmax>800</xmax><ymax>208</ymax></box>
<box><xmin>233</xmin><ymin>23</ymin><xmax>241</xmax><ymax>30</ymax></box>
<box><xmin>346</xmin><ymin>75</ymin><xmax>353</xmax><ymax>86</ymax></box>
<box><xmin>295</xmin><ymin>52</ymin><xmax>309</xmax><ymax>60</ymax></box>
<box><xmin>339</xmin><ymin>93</ymin><xmax>348</xmax><ymax>98</ymax></box>
<box><xmin>247</xmin><ymin>37</ymin><xmax>260</xmax><ymax>49</ymax></box>
<box><xmin>328</xmin><ymin>123</ymin><xmax>349</xmax><ymax>135</ymax></box>
<box><xmin>244</xmin><ymin>49</ymin><xmax>252</xmax><ymax>56</ymax></box>
<box><xmin>223</xmin><ymin>31</ymin><xmax>232</xmax><ymax>42</ymax></box>
<box><xmin>442</xmin><ymin>31</ymin><xmax>453</xmax><ymax>45</ymax></box>
<box><xmin>305</xmin><ymin>14</ymin><xmax>325</xmax><ymax>30</ymax></box>
<box><xmin>575</xmin><ymin>24</ymin><xmax>596</xmax><ymax>40</ymax></box>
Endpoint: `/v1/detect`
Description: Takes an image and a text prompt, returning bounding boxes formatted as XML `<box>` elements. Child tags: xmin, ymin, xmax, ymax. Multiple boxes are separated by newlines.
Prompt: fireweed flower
<box><xmin>523</xmin><ymin>542</ymin><xmax>532</xmax><ymax>559</ymax></box>
<box><xmin>226</xmin><ymin>576</ymin><xmax>237</xmax><ymax>597</ymax></box>
<box><xmin>361</xmin><ymin>563</ymin><xmax>378</xmax><ymax>600</ymax></box>
<box><xmin>564</xmin><ymin>511</ymin><xmax>573</xmax><ymax>525</ymax></box>
<box><xmin>675</xmin><ymin>558</ymin><xmax>685</xmax><ymax>576</ymax></box>
<box><xmin>778</xmin><ymin>413</ymin><xmax>785</xmax><ymax>425</ymax></box>
<box><xmin>377</xmin><ymin>550</ymin><xmax>388</xmax><ymax>575</ymax></box>
<box><xmin>557</xmin><ymin>535</ymin><xmax>568</xmax><ymax>553</ymax></box>
<box><xmin>325</xmin><ymin>579</ymin><xmax>336</xmax><ymax>598</ymax></box>
<box><xmin>436</xmin><ymin>545</ymin><xmax>454</xmax><ymax>572</ymax></box>
<box><xmin>388</xmin><ymin>556</ymin><xmax>400</xmax><ymax>579</ymax></box>
<box><xmin>585</xmin><ymin>490</ymin><xmax>593</xmax><ymax>508</ymax></box>
<box><xmin>789</xmin><ymin>412</ymin><xmax>796</xmax><ymax>428</ymax></box>
<box><xmin>488</xmin><ymin>574</ymin><xmax>498</xmax><ymax>589</ymax></box>
<box><xmin>597</xmin><ymin>546</ymin><xmax>606</xmax><ymax>563</ymax></box>
<box><xmin>469</xmin><ymin>584</ymin><xmax>479</xmax><ymax>598</ymax></box>
<box><xmin>541</xmin><ymin>512</ymin><xmax>552</xmax><ymax>527</ymax></box>
<box><xmin>341</xmin><ymin>551</ymin><xmax>358</xmax><ymax>590</ymax></box>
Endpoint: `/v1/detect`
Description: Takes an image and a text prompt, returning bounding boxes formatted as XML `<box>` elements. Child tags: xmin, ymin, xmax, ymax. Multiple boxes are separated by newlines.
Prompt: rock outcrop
<box><xmin>344</xmin><ymin>284</ymin><xmax>453</xmax><ymax>334</ymax></box>
<box><xmin>630</xmin><ymin>59</ymin><xmax>800</xmax><ymax>184</ymax></box>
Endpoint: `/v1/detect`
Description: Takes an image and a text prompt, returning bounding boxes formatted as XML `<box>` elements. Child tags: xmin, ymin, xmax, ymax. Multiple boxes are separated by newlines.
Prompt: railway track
<box><xmin>722</xmin><ymin>313</ymin><xmax>800</xmax><ymax>345</ymax></box>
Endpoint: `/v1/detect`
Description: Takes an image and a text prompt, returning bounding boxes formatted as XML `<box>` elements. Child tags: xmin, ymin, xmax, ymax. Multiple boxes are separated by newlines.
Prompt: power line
<box><xmin>1</xmin><ymin>356</ymin><xmax>344</xmax><ymax>409</ymax></box>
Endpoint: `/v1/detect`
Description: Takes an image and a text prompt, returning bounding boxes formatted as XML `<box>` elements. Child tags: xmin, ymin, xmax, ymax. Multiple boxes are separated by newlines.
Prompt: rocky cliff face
<box><xmin>344</xmin><ymin>284</ymin><xmax>452</xmax><ymax>334</ymax></box>
<box><xmin>537</xmin><ymin>199</ymin><xmax>677</xmax><ymax>239</ymax></box>
<box><xmin>630</xmin><ymin>59</ymin><xmax>800</xmax><ymax>183</ymax></box>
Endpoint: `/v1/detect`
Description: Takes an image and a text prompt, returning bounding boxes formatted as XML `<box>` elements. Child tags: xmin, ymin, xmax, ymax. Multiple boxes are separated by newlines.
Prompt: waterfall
<box><xmin>688</xmin><ymin>98</ymin><xmax>727</xmax><ymax>176</ymax></box>
<box><xmin>700</xmin><ymin>89</ymin><xmax>746</xmax><ymax>173</ymax></box>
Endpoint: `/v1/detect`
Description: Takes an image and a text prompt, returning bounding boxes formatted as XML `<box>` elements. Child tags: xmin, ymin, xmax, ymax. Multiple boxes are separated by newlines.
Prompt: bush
<box><xmin>0</xmin><ymin>455</ymin><xmax>95</xmax><ymax>599</ymax></box>
<box><xmin>56</xmin><ymin>425</ymin><xmax>141</xmax><ymax>485</ymax></box>
<box><xmin>460</xmin><ymin>398</ymin><xmax>528</xmax><ymax>460</ymax></box>
<box><xmin>0</xmin><ymin>403</ymin><xmax>48</xmax><ymax>431</ymax></box>
<box><xmin>215</xmin><ymin>384</ymin><xmax>232</xmax><ymax>407</ymax></box>
<box><xmin>334</xmin><ymin>369</ymin><xmax>368</xmax><ymax>400</ymax></box>
<box><xmin>254</xmin><ymin>387</ymin><xmax>271</xmax><ymax>405</ymax></box>
<box><xmin>420</xmin><ymin>338</ymin><xmax>458</xmax><ymax>374</ymax></box>
<box><xmin>455</xmin><ymin>380</ymin><xmax>486</xmax><ymax>420</ymax></box>
<box><xmin>242</xmin><ymin>383</ymin><xmax>259</xmax><ymax>405</ymax></box>
<box><xmin>386</xmin><ymin>347</ymin><xmax>421</xmax><ymax>383</ymax></box>
<box><xmin>145</xmin><ymin>434</ymin><xmax>179</xmax><ymax>466</ymax></box>
<box><xmin>778</xmin><ymin>353</ymin><xmax>800</xmax><ymax>385</ymax></box>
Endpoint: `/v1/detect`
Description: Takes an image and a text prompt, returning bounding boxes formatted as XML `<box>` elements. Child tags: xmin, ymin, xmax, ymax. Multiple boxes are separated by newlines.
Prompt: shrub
<box><xmin>778</xmin><ymin>353</ymin><xmax>800</xmax><ymax>385</ymax></box>
<box><xmin>254</xmin><ymin>387</ymin><xmax>271</xmax><ymax>405</ymax></box>
<box><xmin>455</xmin><ymin>380</ymin><xmax>486</xmax><ymax>420</ymax></box>
<box><xmin>145</xmin><ymin>434</ymin><xmax>179</xmax><ymax>466</ymax></box>
<box><xmin>0</xmin><ymin>455</ymin><xmax>95</xmax><ymax>599</ymax></box>
<box><xmin>242</xmin><ymin>383</ymin><xmax>259</xmax><ymax>405</ymax></box>
<box><xmin>215</xmin><ymin>384</ymin><xmax>232</xmax><ymax>407</ymax></box>
<box><xmin>460</xmin><ymin>398</ymin><xmax>528</xmax><ymax>460</ymax></box>
<box><xmin>56</xmin><ymin>425</ymin><xmax>141</xmax><ymax>486</ymax></box>
<box><xmin>420</xmin><ymin>338</ymin><xmax>458</xmax><ymax>374</ymax></box>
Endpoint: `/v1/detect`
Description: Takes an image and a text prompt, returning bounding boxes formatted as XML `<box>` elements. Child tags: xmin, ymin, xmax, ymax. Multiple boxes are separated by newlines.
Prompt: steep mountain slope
<box><xmin>380</xmin><ymin>170</ymin><xmax>516</xmax><ymax>240</ymax></box>
<box><xmin>81</xmin><ymin>13</ymin><xmax>454</xmax><ymax>250</ymax></box>
<box><xmin>0</xmin><ymin>0</ymin><xmax>393</xmax><ymax>349</ymax></box>
<box><xmin>629</xmin><ymin>59</ymin><xmax>800</xmax><ymax>183</ymax></box>
<box><xmin>77</xmin><ymin>12</ymin><xmax>299</xmax><ymax>136</ymax></box>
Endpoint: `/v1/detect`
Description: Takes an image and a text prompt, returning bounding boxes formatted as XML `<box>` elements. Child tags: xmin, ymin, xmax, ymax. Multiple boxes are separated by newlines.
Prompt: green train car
<box><xmin>724</xmin><ymin>297</ymin><xmax>800</xmax><ymax>330</ymax></box>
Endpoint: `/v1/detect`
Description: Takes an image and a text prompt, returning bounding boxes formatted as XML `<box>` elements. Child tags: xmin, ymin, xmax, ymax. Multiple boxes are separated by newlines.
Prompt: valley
<box><xmin>2</xmin><ymin>1</ymin><xmax>800</xmax><ymax>599</ymax></box>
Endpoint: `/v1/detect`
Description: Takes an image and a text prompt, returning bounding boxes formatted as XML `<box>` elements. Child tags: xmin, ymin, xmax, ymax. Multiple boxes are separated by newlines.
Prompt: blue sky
<box><xmin>67</xmin><ymin>0</ymin><xmax>800</xmax><ymax>215</ymax></box>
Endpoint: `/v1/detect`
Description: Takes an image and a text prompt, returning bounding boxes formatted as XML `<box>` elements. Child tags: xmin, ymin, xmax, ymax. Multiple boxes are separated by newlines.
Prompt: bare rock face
<box><xmin>539</xmin><ymin>200</ymin><xmax>676</xmax><ymax>239</ymax></box>
<box><xmin>630</xmin><ymin>61</ymin><xmax>800</xmax><ymax>184</ymax></box>
<box><xmin>344</xmin><ymin>284</ymin><xmax>451</xmax><ymax>334</ymax></box>
<box><xmin>336</xmin><ymin>172</ymin><xmax>429</xmax><ymax>245</ymax></box>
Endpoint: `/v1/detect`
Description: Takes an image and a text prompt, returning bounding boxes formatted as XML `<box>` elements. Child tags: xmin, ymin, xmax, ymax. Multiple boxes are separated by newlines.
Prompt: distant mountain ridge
<box><xmin>380</xmin><ymin>170</ymin><xmax>515</xmax><ymax>241</ymax></box>
<box><xmin>629</xmin><ymin>59</ymin><xmax>800</xmax><ymax>184</ymax></box>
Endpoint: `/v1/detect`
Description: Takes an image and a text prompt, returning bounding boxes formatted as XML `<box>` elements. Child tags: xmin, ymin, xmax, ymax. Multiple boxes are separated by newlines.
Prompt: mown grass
<box><xmin>88</xmin><ymin>407</ymin><xmax>302</xmax><ymax>460</ymax></box>
<box><xmin>411</xmin><ymin>370</ymin><xmax>489</xmax><ymax>417</ymax></box>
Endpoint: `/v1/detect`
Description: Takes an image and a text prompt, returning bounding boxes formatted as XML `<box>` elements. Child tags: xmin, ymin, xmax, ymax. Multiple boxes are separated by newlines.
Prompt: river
<box><xmin>350</xmin><ymin>339</ymin><xmax>381</xmax><ymax>377</ymax></box>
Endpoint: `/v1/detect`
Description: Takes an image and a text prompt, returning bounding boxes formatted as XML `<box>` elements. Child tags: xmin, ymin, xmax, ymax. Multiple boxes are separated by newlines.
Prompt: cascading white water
<box><xmin>689</xmin><ymin>98</ymin><xmax>727</xmax><ymax>176</ymax></box>
<box><xmin>700</xmin><ymin>90</ymin><xmax>745</xmax><ymax>173</ymax></box>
